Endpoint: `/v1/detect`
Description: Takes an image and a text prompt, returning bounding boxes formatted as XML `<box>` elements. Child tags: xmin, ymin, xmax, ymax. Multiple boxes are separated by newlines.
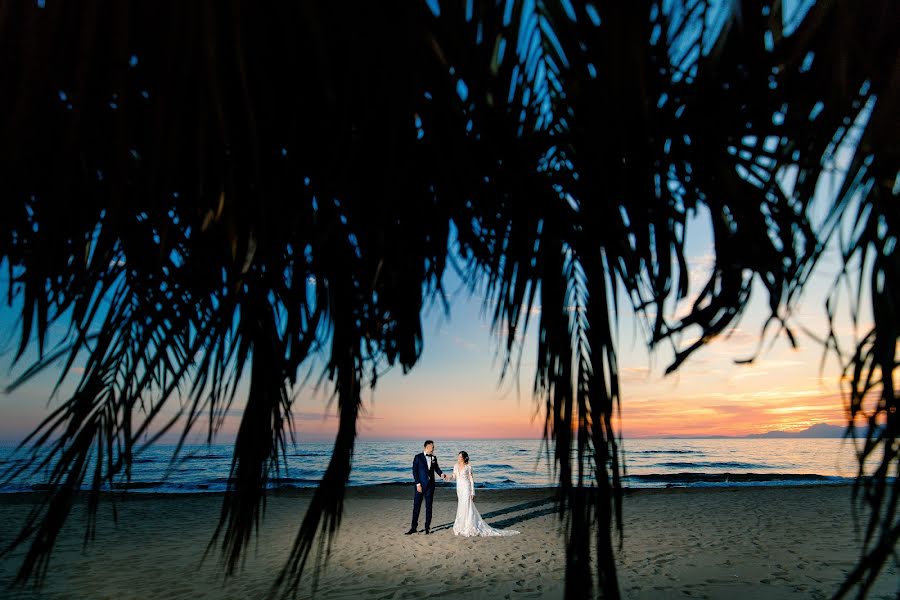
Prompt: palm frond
<box><xmin>0</xmin><ymin>1</ymin><xmax>896</xmax><ymax>599</ymax></box>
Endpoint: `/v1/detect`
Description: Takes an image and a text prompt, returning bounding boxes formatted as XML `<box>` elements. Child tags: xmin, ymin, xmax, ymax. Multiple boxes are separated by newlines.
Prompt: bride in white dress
<box><xmin>448</xmin><ymin>451</ymin><xmax>519</xmax><ymax>537</ymax></box>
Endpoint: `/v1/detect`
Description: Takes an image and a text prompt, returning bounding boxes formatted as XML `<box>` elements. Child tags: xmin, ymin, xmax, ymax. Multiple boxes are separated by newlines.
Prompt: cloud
<box><xmin>482</xmin><ymin>322</ymin><xmax>527</xmax><ymax>344</ymax></box>
<box><xmin>619</xmin><ymin>366</ymin><xmax>651</xmax><ymax>383</ymax></box>
<box><xmin>746</xmin><ymin>389</ymin><xmax>823</xmax><ymax>400</ymax></box>
<box><xmin>617</xmin><ymin>386</ymin><xmax>850</xmax><ymax>437</ymax></box>
<box><xmin>452</xmin><ymin>335</ymin><xmax>479</xmax><ymax>351</ymax></box>
<box><xmin>522</xmin><ymin>303</ymin><xmax>542</xmax><ymax>316</ymax></box>
<box><xmin>705</xmin><ymin>404</ymin><xmax>762</xmax><ymax>414</ymax></box>
<box><xmin>764</xmin><ymin>404</ymin><xmax>840</xmax><ymax>415</ymax></box>
<box><xmin>291</xmin><ymin>411</ymin><xmax>381</xmax><ymax>422</ymax></box>
<box><xmin>731</xmin><ymin>370</ymin><xmax>770</xmax><ymax>381</ymax></box>
<box><xmin>446</xmin><ymin>332</ymin><xmax>480</xmax><ymax>352</ymax></box>
<box><xmin>758</xmin><ymin>359</ymin><xmax>805</xmax><ymax>369</ymax></box>
<box><xmin>717</xmin><ymin>327</ymin><xmax>759</xmax><ymax>346</ymax></box>
<box><xmin>292</xmin><ymin>411</ymin><xmax>338</xmax><ymax>421</ymax></box>
<box><xmin>687</xmin><ymin>252</ymin><xmax>716</xmax><ymax>277</ymax></box>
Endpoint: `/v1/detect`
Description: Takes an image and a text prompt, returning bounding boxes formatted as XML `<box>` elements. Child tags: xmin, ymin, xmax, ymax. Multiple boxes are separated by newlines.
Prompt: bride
<box><xmin>448</xmin><ymin>451</ymin><xmax>519</xmax><ymax>537</ymax></box>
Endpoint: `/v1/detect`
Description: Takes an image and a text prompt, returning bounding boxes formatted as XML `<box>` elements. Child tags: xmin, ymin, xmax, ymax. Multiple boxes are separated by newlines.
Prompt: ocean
<box><xmin>0</xmin><ymin>437</ymin><xmax>870</xmax><ymax>493</ymax></box>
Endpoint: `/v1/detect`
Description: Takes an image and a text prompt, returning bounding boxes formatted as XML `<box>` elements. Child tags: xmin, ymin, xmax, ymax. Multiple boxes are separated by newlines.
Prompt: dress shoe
<box><xmin>404</xmin><ymin>528</ymin><xmax>418</xmax><ymax>535</ymax></box>
<box><xmin>424</xmin><ymin>528</ymin><xmax>431</xmax><ymax>535</ymax></box>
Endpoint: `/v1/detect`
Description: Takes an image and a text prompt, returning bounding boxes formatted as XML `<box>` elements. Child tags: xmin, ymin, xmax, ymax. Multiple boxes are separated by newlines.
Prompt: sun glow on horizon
<box><xmin>0</xmin><ymin>237</ymin><xmax>878</xmax><ymax>445</ymax></box>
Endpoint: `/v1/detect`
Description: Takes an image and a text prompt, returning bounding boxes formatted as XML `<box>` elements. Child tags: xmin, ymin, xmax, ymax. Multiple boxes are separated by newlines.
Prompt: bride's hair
<box><xmin>458</xmin><ymin>451</ymin><xmax>469</xmax><ymax>464</ymax></box>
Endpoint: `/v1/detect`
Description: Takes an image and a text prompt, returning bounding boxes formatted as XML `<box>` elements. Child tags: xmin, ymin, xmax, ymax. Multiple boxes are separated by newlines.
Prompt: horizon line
<box><xmin>0</xmin><ymin>431</ymin><xmax>852</xmax><ymax>446</ymax></box>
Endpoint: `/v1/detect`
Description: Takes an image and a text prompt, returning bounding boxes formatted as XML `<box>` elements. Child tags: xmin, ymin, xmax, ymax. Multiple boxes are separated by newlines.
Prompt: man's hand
<box><xmin>416</xmin><ymin>483</ymin><xmax>422</xmax><ymax>493</ymax></box>
<box><xmin>441</xmin><ymin>473</ymin><xmax>448</xmax><ymax>481</ymax></box>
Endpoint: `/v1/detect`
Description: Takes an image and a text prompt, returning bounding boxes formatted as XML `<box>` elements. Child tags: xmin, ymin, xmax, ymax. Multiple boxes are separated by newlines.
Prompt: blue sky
<box><xmin>0</xmin><ymin>200</ymin><xmax>868</xmax><ymax>444</ymax></box>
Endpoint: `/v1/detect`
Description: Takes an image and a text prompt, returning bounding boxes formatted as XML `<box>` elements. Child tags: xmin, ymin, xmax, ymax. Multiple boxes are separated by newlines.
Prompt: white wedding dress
<box><xmin>451</xmin><ymin>463</ymin><xmax>520</xmax><ymax>537</ymax></box>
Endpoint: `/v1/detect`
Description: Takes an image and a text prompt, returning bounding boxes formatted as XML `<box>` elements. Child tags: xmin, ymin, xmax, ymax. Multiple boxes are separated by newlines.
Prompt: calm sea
<box><xmin>0</xmin><ymin>437</ymin><xmax>873</xmax><ymax>494</ymax></box>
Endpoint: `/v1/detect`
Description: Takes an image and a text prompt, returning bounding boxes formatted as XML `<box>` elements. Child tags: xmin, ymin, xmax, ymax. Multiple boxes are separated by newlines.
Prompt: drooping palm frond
<box><xmin>0</xmin><ymin>0</ymin><xmax>459</xmax><ymax>590</ymax></box>
<box><xmin>826</xmin><ymin>72</ymin><xmax>899</xmax><ymax>596</ymax></box>
<box><xmin>436</xmin><ymin>0</ymin><xmax>897</xmax><ymax>597</ymax></box>
<box><xmin>0</xmin><ymin>1</ymin><xmax>896</xmax><ymax>599</ymax></box>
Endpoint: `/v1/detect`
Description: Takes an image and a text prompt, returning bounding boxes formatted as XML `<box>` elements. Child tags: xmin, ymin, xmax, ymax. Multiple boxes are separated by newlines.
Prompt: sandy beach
<box><xmin>0</xmin><ymin>485</ymin><xmax>896</xmax><ymax>599</ymax></box>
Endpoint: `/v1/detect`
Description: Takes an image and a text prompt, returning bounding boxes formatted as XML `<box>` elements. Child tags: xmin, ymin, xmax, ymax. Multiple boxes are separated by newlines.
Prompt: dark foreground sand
<box><xmin>0</xmin><ymin>485</ymin><xmax>896</xmax><ymax>599</ymax></box>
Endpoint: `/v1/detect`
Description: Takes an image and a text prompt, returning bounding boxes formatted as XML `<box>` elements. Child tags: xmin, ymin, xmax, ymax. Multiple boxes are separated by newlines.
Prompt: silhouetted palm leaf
<box><xmin>0</xmin><ymin>1</ymin><xmax>895</xmax><ymax>599</ymax></box>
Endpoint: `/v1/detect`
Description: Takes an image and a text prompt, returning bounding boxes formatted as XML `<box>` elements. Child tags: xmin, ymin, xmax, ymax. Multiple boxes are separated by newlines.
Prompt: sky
<box><xmin>0</xmin><ymin>0</ymin><xmax>875</xmax><ymax>444</ymax></box>
<box><xmin>0</xmin><ymin>139</ymin><xmax>879</xmax><ymax>444</ymax></box>
<box><xmin>0</xmin><ymin>202</ymin><xmax>873</xmax><ymax>443</ymax></box>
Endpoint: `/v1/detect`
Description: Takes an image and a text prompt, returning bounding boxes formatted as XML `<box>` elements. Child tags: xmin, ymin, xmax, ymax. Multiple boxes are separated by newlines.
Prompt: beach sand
<box><xmin>0</xmin><ymin>485</ymin><xmax>896</xmax><ymax>599</ymax></box>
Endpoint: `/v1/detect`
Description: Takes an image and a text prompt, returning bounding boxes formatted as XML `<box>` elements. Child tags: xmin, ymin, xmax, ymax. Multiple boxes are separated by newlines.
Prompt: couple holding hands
<box><xmin>405</xmin><ymin>440</ymin><xmax>518</xmax><ymax>538</ymax></box>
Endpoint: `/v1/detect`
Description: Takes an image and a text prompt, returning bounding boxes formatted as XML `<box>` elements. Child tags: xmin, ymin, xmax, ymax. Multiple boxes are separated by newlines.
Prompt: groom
<box><xmin>405</xmin><ymin>440</ymin><xmax>447</xmax><ymax>535</ymax></box>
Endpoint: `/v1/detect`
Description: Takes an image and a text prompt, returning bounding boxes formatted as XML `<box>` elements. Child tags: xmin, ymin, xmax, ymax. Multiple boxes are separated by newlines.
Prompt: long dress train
<box><xmin>451</xmin><ymin>463</ymin><xmax>519</xmax><ymax>537</ymax></box>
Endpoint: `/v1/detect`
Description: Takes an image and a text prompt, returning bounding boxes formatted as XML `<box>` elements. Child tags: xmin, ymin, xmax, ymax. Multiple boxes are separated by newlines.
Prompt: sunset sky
<box><xmin>0</xmin><ymin>0</ymin><xmax>876</xmax><ymax>446</ymax></box>
<box><xmin>0</xmin><ymin>202</ymin><xmax>871</xmax><ymax>443</ymax></box>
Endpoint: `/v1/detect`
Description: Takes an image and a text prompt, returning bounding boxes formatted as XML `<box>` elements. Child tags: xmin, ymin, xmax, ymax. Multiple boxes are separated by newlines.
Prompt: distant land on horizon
<box><xmin>661</xmin><ymin>423</ymin><xmax>849</xmax><ymax>440</ymax></box>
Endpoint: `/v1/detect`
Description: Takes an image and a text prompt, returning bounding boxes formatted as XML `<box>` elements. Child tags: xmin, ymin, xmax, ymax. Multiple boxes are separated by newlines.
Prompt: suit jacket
<box><xmin>412</xmin><ymin>452</ymin><xmax>443</xmax><ymax>491</ymax></box>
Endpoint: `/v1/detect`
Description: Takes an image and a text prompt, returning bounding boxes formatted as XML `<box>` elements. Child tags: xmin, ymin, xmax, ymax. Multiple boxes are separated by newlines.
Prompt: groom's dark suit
<box><xmin>410</xmin><ymin>452</ymin><xmax>444</xmax><ymax>532</ymax></box>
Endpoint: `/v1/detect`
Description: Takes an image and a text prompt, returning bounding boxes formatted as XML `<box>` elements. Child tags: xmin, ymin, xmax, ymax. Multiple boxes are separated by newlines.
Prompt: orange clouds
<box><xmin>619</xmin><ymin>391</ymin><xmax>848</xmax><ymax>438</ymax></box>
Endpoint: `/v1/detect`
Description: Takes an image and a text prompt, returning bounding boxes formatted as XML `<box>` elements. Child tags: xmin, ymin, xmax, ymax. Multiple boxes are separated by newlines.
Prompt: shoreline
<box><xmin>0</xmin><ymin>475</ymin><xmax>860</xmax><ymax>498</ymax></box>
<box><xmin>1</xmin><ymin>484</ymin><xmax>896</xmax><ymax>599</ymax></box>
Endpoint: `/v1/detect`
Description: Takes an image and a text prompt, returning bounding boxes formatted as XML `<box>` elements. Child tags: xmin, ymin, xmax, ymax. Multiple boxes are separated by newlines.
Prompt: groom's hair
<box><xmin>423</xmin><ymin>440</ymin><xmax>434</xmax><ymax>447</ymax></box>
